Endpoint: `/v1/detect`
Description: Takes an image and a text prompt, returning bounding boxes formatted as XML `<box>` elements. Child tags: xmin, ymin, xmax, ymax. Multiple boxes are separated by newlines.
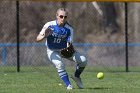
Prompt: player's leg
<box><xmin>47</xmin><ymin>48</ymin><xmax>72</xmax><ymax>89</ymax></box>
<box><xmin>71</xmin><ymin>51</ymin><xmax>87</xmax><ymax>78</ymax></box>
<box><xmin>69</xmin><ymin>51</ymin><xmax>87</xmax><ymax>88</ymax></box>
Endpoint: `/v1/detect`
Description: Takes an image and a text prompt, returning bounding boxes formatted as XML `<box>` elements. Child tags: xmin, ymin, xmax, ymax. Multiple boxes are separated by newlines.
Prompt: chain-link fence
<box><xmin>0</xmin><ymin>1</ymin><xmax>17</xmax><ymax>72</ymax></box>
<box><xmin>128</xmin><ymin>3</ymin><xmax>140</xmax><ymax>71</ymax></box>
<box><xmin>0</xmin><ymin>1</ymin><xmax>140</xmax><ymax>72</ymax></box>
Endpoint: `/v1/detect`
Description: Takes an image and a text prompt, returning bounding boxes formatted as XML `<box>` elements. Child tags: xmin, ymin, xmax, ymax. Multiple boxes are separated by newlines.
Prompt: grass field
<box><xmin>0</xmin><ymin>66</ymin><xmax>140</xmax><ymax>93</ymax></box>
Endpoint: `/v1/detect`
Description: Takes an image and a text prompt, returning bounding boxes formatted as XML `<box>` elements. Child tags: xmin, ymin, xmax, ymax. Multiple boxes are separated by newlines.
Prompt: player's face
<box><xmin>57</xmin><ymin>11</ymin><xmax>67</xmax><ymax>26</ymax></box>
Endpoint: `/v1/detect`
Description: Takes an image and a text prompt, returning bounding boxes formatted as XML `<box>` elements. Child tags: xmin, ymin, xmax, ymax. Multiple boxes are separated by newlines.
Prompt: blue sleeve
<box><xmin>67</xmin><ymin>36</ymin><xmax>71</xmax><ymax>42</ymax></box>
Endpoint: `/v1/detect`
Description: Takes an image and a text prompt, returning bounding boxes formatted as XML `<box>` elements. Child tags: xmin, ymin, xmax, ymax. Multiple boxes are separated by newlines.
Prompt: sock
<box><xmin>75</xmin><ymin>66</ymin><xmax>85</xmax><ymax>78</ymax></box>
<box><xmin>58</xmin><ymin>70</ymin><xmax>71</xmax><ymax>87</ymax></box>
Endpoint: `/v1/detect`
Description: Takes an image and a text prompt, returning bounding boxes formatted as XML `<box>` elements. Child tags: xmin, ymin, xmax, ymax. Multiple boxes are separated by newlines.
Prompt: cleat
<box><xmin>67</xmin><ymin>84</ymin><xmax>73</xmax><ymax>90</ymax></box>
<box><xmin>71</xmin><ymin>75</ymin><xmax>84</xmax><ymax>89</ymax></box>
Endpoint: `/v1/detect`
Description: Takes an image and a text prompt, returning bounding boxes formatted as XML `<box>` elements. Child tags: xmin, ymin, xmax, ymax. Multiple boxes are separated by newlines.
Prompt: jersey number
<box><xmin>53</xmin><ymin>38</ymin><xmax>61</xmax><ymax>43</ymax></box>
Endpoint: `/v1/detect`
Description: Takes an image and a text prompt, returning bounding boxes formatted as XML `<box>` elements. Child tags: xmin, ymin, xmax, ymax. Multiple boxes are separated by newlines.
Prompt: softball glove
<box><xmin>60</xmin><ymin>44</ymin><xmax>75</xmax><ymax>58</ymax></box>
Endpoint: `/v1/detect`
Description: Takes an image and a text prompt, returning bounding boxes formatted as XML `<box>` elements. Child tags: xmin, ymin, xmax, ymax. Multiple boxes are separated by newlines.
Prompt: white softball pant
<box><xmin>47</xmin><ymin>48</ymin><xmax>87</xmax><ymax>71</ymax></box>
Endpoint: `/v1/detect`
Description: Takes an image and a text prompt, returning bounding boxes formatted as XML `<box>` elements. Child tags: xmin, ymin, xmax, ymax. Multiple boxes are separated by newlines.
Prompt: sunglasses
<box><xmin>59</xmin><ymin>15</ymin><xmax>67</xmax><ymax>19</ymax></box>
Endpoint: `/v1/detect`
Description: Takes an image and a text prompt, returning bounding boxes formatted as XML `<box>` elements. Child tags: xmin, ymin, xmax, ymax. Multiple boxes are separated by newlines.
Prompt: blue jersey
<box><xmin>40</xmin><ymin>20</ymin><xmax>73</xmax><ymax>50</ymax></box>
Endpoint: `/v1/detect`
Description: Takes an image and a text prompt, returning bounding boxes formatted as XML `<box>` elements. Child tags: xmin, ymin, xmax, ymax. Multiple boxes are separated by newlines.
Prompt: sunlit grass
<box><xmin>0</xmin><ymin>66</ymin><xmax>139</xmax><ymax>93</ymax></box>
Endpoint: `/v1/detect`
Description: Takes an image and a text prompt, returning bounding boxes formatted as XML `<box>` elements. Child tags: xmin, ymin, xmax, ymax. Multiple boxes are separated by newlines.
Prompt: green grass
<box><xmin>0</xmin><ymin>66</ymin><xmax>140</xmax><ymax>93</ymax></box>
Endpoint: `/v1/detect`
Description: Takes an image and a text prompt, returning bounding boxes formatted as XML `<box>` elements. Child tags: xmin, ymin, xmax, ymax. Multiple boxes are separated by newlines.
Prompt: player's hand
<box><xmin>45</xmin><ymin>28</ymin><xmax>53</xmax><ymax>37</ymax></box>
<box><xmin>36</xmin><ymin>28</ymin><xmax>53</xmax><ymax>42</ymax></box>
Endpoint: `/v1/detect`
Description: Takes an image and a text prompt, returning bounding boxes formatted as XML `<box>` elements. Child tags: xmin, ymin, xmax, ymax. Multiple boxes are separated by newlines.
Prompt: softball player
<box><xmin>36</xmin><ymin>8</ymin><xmax>87</xmax><ymax>90</ymax></box>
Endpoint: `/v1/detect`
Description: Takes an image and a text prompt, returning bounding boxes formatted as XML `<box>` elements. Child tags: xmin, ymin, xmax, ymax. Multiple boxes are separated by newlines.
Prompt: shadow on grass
<box><xmin>73</xmin><ymin>87</ymin><xmax>111</xmax><ymax>90</ymax></box>
<box><xmin>86</xmin><ymin>87</ymin><xmax>111</xmax><ymax>90</ymax></box>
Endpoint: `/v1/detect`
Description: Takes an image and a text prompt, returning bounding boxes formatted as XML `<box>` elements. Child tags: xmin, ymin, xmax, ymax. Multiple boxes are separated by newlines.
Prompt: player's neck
<box><xmin>59</xmin><ymin>23</ymin><xmax>65</xmax><ymax>27</ymax></box>
<box><xmin>57</xmin><ymin>21</ymin><xmax>66</xmax><ymax>27</ymax></box>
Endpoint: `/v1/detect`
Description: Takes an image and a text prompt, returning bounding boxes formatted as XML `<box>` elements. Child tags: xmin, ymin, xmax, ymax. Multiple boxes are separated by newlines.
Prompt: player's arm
<box><xmin>36</xmin><ymin>22</ymin><xmax>50</xmax><ymax>42</ymax></box>
<box><xmin>36</xmin><ymin>33</ymin><xmax>45</xmax><ymax>42</ymax></box>
<box><xmin>67</xmin><ymin>27</ymin><xmax>74</xmax><ymax>47</ymax></box>
<box><xmin>60</xmin><ymin>28</ymin><xmax>74</xmax><ymax>58</ymax></box>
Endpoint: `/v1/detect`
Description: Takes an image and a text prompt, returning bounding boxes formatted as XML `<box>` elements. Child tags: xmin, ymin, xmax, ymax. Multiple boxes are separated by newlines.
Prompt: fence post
<box><xmin>125</xmin><ymin>2</ymin><xmax>129</xmax><ymax>72</ymax></box>
<box><xmin>16</xmin><ymin>0</ymin><xmax>20</xmax><ymax>72</ymax></box>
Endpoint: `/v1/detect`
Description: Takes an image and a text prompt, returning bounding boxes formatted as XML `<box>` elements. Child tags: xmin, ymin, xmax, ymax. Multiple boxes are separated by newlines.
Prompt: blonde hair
<box><xmin>56</xmin><ymin>8</ymin><xmax>68</xmax><ymax>16</ymax></box>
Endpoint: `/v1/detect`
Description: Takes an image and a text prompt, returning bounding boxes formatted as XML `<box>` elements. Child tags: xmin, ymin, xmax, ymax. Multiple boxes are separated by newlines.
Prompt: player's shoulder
<box><xmin>45</xmin><ymin>20</ymin><xmax>57</xmax><ymax>26</ymax></box>
<box><xmin>65</xmin><ymin>22</ymin><xmax>73</xmax><ymax>30</ymax></box>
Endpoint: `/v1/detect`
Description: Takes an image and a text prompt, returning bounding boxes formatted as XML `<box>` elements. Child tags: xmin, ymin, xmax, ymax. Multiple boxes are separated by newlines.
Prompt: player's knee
<box><xmin>80</xmin><ymin>56</ymin><xmax>87</xmax><ymax>67</ymax></box>
<box><xmin>55</xmin><ymin>62</ymin><xmax>65</xmax><ymax>71</ymax></box>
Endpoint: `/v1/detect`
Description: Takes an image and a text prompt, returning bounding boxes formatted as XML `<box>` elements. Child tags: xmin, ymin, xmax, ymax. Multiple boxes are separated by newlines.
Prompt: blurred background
<box><xmin>0</xmin><ymin>1</ymin><xmax>140</xmax><ymax>72</ymax></box>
